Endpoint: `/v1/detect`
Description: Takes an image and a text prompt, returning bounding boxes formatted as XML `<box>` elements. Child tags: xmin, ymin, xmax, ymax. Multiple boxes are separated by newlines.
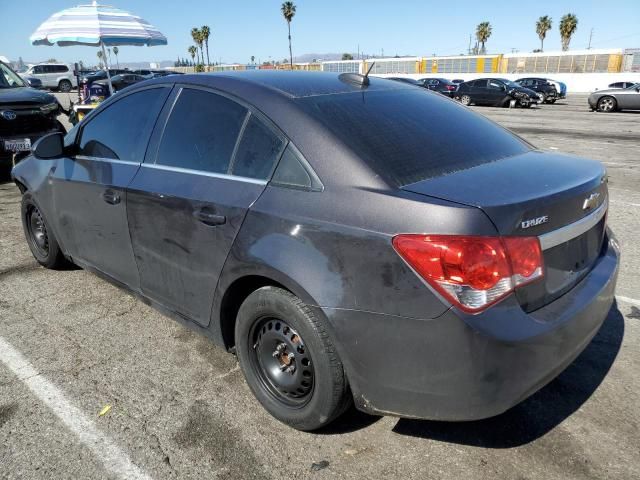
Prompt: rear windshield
<box><xmin>297</xmin><ymin>89</ymin><xmax>530</xmax><ymax>186</ymax></box>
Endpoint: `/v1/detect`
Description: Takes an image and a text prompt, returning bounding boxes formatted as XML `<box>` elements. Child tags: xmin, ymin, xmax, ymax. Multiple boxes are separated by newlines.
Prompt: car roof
<box><xmin>152</xmin><ymin>70</ymin><xmax>410</xmax><ymax>99</ymax></box>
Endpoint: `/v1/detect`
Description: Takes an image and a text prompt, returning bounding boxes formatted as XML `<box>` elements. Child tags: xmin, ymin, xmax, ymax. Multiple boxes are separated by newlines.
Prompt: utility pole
<box><xmin>357</xmin><ymin>44</ymin><xmax>360</xmax><ymax>60</ymax></box>
<box><xmin>587</xmin><ymin>28</ymin><xmax>594</xmax><ymax>49</ymax></box>
<box><xmin>468</xmin><ymin>34</ymin><xmax>472</xmax><ymax>55</ymax></box>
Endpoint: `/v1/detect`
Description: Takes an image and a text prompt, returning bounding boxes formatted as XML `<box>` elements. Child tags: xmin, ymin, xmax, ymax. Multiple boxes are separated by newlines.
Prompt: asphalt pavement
<box><xmin>1</xmin><ymin>94</ymin><xmax>639</xmax><ymax>479</ymax></box>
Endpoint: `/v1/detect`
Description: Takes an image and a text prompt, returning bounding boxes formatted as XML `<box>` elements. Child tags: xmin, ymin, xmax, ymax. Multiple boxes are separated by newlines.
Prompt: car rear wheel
<box><xmin>538</xmin><ymin>93</ymin><xmax>547</xmax><ymax>103</ymax></box>
<box><xmin>58</xmin><ymin>79</ymin><xmax>72</xmax><ymax>92</ymax></box>
<box><xmin>235</xmin><ymin>286</ymin><xmax>351</xmax><ymax>431</ymax></box>
<box><xmin>459</xmin><ymin>94</ymin><xmax>472</xmax><ymax>106</ymax></box>
<box><xmin>21</xmin><ymin>193</ymin><xmax>70</xmax><ymax>269</ymax></box>
<box><xmin>597</xmin><ymin>96</ymin><xmax>617</xmax><ymax>113</ymax></box>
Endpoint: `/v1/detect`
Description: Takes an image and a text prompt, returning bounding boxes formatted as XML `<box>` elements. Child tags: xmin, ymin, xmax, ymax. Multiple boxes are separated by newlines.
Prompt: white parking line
<box><xmin>617</xmin><ymin>296</ymin><xmax>640</xmax><ymax>308</ymax></box>
<box><xmin>0</xmin><ymin>336</ymin><xmax>153</xmax><ymax>480</ymax></box>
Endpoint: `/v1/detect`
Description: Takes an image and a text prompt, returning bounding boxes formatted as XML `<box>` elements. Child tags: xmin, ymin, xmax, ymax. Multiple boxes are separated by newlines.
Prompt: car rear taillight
<box><xmin>392</xmin><ymin>235</ymin><xmax>543</xmax><ymax>313</ymax></box>
<box><xmin>446</xmin><ymin>85</ymin><xmax>456</xmax><ymax>90</ymax></box>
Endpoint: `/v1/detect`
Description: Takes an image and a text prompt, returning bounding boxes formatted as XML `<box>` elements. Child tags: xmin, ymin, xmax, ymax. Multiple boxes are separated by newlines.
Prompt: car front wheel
<box><xmin>21</xmin><ymin>193</ymin><xmax>70</xmax><ymax>269</ymax></box>
<box><xmin>235</xmin><ymin>286</ymin><xmax>351</xmax><ymax>431</ymax></box>
<box><xmin>597</xmin><ymin>96</ymin><xmax>617</xmax><ymax>113</ymax></box>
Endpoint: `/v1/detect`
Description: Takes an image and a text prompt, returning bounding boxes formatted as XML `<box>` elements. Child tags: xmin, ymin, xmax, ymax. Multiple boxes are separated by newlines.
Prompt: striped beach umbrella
<box><xmin>30</xmin><ymin>1</ymin><xmax>167</xmax><ymax>93</ymax></box>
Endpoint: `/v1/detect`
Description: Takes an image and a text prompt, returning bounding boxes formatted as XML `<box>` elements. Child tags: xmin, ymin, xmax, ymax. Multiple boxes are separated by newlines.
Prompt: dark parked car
<box><xmin>81</xmin><ymin>69</ymin><xmax>129</xmax><ymax>86</ymax></box>
<box><xmin>589</xmin><ymin>83</ymin><xmax>640</xmax><ymax>112</ymax></box>
<box><xmin>607</xmin><ymin>81</ymin><xmax>637</xmax><ymax>89</ymax></box>
<box><xmin>94</xmin><ymin>73</ymin><xmax>147</xmax><ymax>92</ymax></box>
<box><xmin>456</xmin><ymin>78</ymin><xmax>539</xmax><ymax>107</ymax></box>
<box><xmin>22</xmin><ymin>76</ymin><xmax>43</xmax><ymax>89</ymax></box>
<box><xmin>0</xmin><ymin>60</ymin><xmax>64</xmax><ymax>179</ymax></box>
<box><xmin>418</xmin><ymin>77</ymin><xmax>458</xmax><ymax>97</ymax></box>
<box><xmin>12</xmin><ymin>71</ymin><xmax>618</xmax><ymax>431</ymax></box>
<box><xmin>451</xmin><ymin>79</ymin><xmax>464</xmax><ymax>84</ymax></box>
<box><xmin>515</xmin><ymin>77</ymin><xmax>559</xmax><ymax>103</ymax></box>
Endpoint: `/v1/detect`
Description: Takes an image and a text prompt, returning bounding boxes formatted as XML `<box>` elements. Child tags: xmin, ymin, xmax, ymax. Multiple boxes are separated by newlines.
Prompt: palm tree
<box><xmin>251</xmin><ymin>55</ymin><xmax>255</xmax><ymax>64</ymax></box>
<box><xmin>535</xmin><ymin>16</ymin><xmax>552</xmax><ymax>52</ymax></box>
<box><xmin>559</xmin><ymin>13</ymin><xmax>578</xmax><ymax>51</ymax></box>
<box><xmin>113</xmin><ymin>46</ymin><xmax>120</xmax><ymax>68</ymax></box>
<box><xmin>475</xmin><ymin>22</ymin><xmax>492</xmax><ymax>54</ymax></box>
<box><xmin>188</xmin><ymin>46</ymin><xmax>197</xmax><ymax>70</ymax></box>
<box><xmin>107</xmin><ymin>47</ymin><xmax>112</xmax><ymax>67</ymax></box>
<box><xmin>96</xmin><ymin>50</ymin><xmax>104</xmax><ymax>69</ymax></box>
<box><xmin>281</xmin><ymin>2</ymin><xmax>296</xmax><ymax>69</ymax></box>
<box><xmin>191</xmin><ymin>28</ymin><xmax>201</xmax><ymax>64</ymax></box>
<box><xmin>201</xmin><ymin>25</ymin><xmax>211</xmax><ymax>66</ymax></box>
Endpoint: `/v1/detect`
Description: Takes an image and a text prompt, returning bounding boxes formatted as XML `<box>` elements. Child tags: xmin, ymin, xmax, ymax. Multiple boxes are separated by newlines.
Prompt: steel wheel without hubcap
<box><xmin>26</xmin><ymin>205</ymin><xmax>49</xmax><ymax>257</ymax></box>
<box><xmin>597</xmin><ymin>96</ymin><xmax>616</xmax><ymax>112</ymax></box>
<box><xmin>249</xmin><ymin>317</ymin><xmax>314</xmax><ymax>407</ymax></box>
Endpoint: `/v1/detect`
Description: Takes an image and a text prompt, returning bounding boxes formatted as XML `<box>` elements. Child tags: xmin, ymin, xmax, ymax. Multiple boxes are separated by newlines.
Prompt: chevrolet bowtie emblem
<box><xmin>582</xmin><ymin>192</ymin><xmax>600</xmax><ymax>211</ymax></box>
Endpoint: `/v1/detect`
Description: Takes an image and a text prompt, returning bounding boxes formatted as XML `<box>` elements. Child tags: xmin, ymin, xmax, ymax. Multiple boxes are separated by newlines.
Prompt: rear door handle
<box><xmin>102</xmin><ymin>189</ymin><xmax>121</xmax><ymax>205</ymax></box>
<box><xmin>193</xmin><ymin>209</ymin><xmax>226</xmax><ymax>226</ymax></box>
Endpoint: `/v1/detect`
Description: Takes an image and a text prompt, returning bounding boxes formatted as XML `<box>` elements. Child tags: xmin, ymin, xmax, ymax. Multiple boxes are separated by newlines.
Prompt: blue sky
<box><xmin>1</xmin><ymin>0</ymin><xmax>639</xmax><ymax>65</ymax></box>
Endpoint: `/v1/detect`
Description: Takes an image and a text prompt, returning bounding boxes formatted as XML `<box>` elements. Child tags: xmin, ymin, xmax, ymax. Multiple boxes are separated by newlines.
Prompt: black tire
<box><xmin>549</xmin><ymin>98</ymin><xmax>557</xmax><ymax>104</ymax></box>
<box><xmin>538</xmin><ymin>92</ymin><xmax>547</xmax><ymax>103</ymax></box>
<box><xmin>235</xmin><ymin>286</ymin><xmax>351</xmax><ymax>431</ymax></box>
<box><xmin>459</xmin><ymin>94</ymin><xmax>472</xmax><ymax>106</ymax></box>
<box><xmin>21</xmin><ymin>193</ymin><xmax>70</xmax><ymax>269</ymax></box>
<box><xmin>58</xmin><ymin>79</ymin><xmax>72</xmax><ymax>92</ymax></box>
<box><xmin>597</xmin><ymin>96</ymin><xmax>617</xmax><ymax>113</ymax></box>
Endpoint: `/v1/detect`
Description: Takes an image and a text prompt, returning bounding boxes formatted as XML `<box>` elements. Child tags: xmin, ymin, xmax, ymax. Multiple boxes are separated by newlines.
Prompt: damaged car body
<box><xmin>12</xmin><ymin>71</ymin><xmax>619</xmax><ymax>430</ymax></box>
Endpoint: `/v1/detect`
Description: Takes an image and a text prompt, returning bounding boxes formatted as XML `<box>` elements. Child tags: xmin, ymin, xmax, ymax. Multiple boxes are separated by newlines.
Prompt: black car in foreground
<box><xmin>0</xmin><ymin>61</ymin><xmax>64</xmax><ymax>179</ymax></box>
<box><xmin>515</xmin><ymin>77</ymin><xmax>559</xmax><ymax>103</ymax></box>
<box><xmin>418</xmin><ymin>77</ymin><xmax>458</xmax><ymax>97</ymax></box>
<box><xmin>456</xmin><ymin>78</ymin><xmax>540</xmax><ymax>107</ymax></box>
<box><xmin>12</xmin><ymin>71</ymin><xmax>618</xmax><ymax>430</ymax></box>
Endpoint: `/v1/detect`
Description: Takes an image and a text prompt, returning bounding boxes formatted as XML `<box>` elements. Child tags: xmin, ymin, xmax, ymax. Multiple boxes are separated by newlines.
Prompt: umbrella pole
<box><xmin>100</xmin><ymin>41</ymin><xmax>114</xmax><ymax>95</ymax></box>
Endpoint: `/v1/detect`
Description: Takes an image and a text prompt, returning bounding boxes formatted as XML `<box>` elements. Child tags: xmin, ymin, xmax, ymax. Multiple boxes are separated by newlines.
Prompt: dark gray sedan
<box><xmin>589</xmin><ymin>83</ymin><xmax>640</xmax><ymax>112</ymax></box>
<box><xmin>11</xmin><ymin>71</ymin><xmax>619</xmax><ymax>431</ymax></box>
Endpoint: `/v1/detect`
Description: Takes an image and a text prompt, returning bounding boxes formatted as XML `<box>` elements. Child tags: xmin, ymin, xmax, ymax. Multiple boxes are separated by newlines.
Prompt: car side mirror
<box><xmin>33</xmin><ymin>132</ymin><xmax>65</xmax><ymax>160</ymax></box>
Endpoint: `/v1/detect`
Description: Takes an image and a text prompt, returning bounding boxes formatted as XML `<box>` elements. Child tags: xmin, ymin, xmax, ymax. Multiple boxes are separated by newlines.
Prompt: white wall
<box><xmin>376</xmin><ymin>72</ymin><xmax>640</xmax><ymax>93</ymax></box>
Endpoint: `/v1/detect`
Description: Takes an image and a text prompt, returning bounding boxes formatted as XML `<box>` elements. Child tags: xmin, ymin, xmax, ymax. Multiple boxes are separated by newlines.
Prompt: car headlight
<box><xmin>40</xmin><ymin>103</ymin><xmax>59</xmax><ymax>113</ymax></box>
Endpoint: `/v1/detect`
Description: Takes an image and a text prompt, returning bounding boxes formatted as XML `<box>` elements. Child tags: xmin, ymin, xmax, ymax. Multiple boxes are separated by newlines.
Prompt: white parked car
<box><xmin>21</xmin><ymin>63</ymin><xmax>77</xmax><ymax>92</ymax></box>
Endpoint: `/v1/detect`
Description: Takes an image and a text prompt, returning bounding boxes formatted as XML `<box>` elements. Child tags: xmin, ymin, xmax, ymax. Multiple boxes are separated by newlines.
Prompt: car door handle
<box><xmin>193</xmin><ymin>209</ymin><xmax>226</xmax><ymax>226</ymax></box>
<box><xmin>102</xmin><ymin>189</ymin><xmax>121</xmax><ymax>205</ymax></box>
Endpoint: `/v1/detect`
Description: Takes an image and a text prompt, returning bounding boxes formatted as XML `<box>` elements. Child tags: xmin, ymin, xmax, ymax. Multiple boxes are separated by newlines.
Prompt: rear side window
<box><xmin>271</xmin><ymin>145</ymin><xmax>322</xmax><ymax>191</ymax></box>
<box><xmin>298</xmin><ymin>88</ymin><xmax>530</xmax><ymax>186</ymax></box>
<box><xmin>78</xmin><ymin>87</ymin><xmax>169</xmax><ymax>161</ymax></box>
<box><xmin>156</xmin><ymin>88</ymin><xmax>247</xmax><ymax>173</ymax></box>
<box><xmin>231</xmin><ymin>114</ymin><xmax>286</xmax><ymax>179</ymax></box>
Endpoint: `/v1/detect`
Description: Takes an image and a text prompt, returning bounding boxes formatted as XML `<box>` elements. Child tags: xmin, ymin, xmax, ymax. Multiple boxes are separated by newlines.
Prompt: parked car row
<box><xmin>388</xmin><ymin>75</ymin><xmax>566</xmax><ymax>108</ymax></box>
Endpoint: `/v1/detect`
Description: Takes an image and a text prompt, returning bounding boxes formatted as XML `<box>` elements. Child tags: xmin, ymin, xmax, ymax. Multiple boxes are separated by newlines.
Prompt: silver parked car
<box><xmin>20</xmin><ymin>63</ymin><xmax>77</xmax><ymax>92</ymax></box>
<box><xmin>589</xmin><ymin>83</ymin><xmax>640</xmax><ymax>112</ymax></box>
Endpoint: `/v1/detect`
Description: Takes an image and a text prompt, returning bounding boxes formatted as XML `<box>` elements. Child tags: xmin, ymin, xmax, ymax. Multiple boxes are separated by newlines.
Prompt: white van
<box><xmin>22</xmin><ymin>63</ymin><xmax>77</xmax><ymax>92</ymax></box>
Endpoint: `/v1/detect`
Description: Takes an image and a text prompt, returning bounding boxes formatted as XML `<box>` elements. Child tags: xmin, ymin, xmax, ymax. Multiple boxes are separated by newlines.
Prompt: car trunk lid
<box><xmin>402</xmin><ymin>151</ymin><xmax>608</xmax><ymax>312</ymax></box>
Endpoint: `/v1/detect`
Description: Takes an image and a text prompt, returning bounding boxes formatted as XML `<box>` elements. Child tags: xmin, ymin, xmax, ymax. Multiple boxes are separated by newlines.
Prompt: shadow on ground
<box><xmin>391</xmin><ymin>304</ymin><xmax>625</xmax><ymax>448</ymax></box>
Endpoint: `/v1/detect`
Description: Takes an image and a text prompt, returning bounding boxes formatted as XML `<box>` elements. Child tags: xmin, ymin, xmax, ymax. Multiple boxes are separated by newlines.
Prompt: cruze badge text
<box><xmin>521</xmin><ymin>215</ymin><xmax>549</xmax><ymax>229</ymax></box>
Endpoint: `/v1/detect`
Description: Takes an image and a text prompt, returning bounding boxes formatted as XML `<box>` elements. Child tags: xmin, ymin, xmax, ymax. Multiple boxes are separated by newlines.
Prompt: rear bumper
<box><xmin>320</xmin><ymin>232</ymin><xmax>619</xmax><ymax>420</ymax></box>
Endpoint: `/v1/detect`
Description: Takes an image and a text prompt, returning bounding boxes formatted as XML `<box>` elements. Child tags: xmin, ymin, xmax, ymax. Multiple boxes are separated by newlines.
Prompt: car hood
<box><xmin>511</xmin><ymin>86</ymin><xmax>537</xmax><ymax>97</ymax></box>
<box><xmin>0</xmin><ymin>87</ymin><xmax>56</xmax><ymax>106</ymax></box>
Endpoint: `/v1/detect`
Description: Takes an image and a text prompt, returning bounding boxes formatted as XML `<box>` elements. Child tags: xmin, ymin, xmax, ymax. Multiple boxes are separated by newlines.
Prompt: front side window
<box><xmin>488</xmin><ymin>80</ymin><xmax>503</xmax><ymax>90</ymax></box>
<box><xmin>156</xmin><ymin>88</ymin><xmax>247</xmax><ymax>173</ymax></box>
<box><xmin>78</xmin><ymin>87</ymin><xmax>169</xmax><ymax>161</ymax></box>
<box><xmin>231</xmin><ymin>114</ymin><xmax>286</xmax><ymax>179</ymax></box>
